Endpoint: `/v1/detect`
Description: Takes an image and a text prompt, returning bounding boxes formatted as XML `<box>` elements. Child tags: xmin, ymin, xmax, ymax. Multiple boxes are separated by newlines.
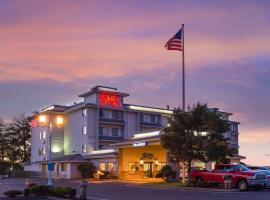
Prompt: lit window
<box><xmin>82</xmin><ymin>144</ymin><xmax>87</xmax><ymax>153</ymax></box>
<box><xmin>99</xmin><ymin>163</ymin><xmax>106</xmax><ymax>172</ymax></box>
<box><xmin>82</xmin><ymin>109</ymin><xmax>87</xmax><ymax>117</ymax></box>
<box><xmin>128</xmin><ymin>162</ymin><xmax>140</xmax><ymax>174</ymax></box>
<box><xmin>108</xmin><ymin>162</ymin><xmax>115</xmax><ymax>172</ymax></box>
<box><xmin>82</xmin><ymin>126</ymin><xmax>87</xmax><ymax>135</ymax></box>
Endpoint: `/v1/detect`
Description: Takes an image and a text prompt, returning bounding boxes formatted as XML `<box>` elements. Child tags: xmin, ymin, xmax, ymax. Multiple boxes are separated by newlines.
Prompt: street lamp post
<box><xmin>38</xmin><ymin>115</ymin><xmax>63</xmax><ymax>186</ymax></box>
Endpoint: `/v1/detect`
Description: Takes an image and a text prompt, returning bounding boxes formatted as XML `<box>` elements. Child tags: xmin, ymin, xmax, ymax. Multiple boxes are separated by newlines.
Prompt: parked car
<box><xmin>248</xmin><ymin>166</ymin><xmax>270</xmax><ymax>171</ymax></box>
<box><xmin>191</xmin><ymin>164</ymin><xmax>267</xmax><ymax>191</ymax></box>
<box><xmin>259</xmin><ymin>170</ymin><xmax>270</xmax><ymax>188</ymax></box>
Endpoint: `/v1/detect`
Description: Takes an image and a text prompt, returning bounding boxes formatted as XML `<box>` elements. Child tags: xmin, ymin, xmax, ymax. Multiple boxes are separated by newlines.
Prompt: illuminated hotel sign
<box><xmin>133</xmin><ymin>142</ymin><xmax>148</xmax><ymax>147</ymax></box>
<box><xmin>99</xmin><ymin>92</ymin><xmax>122</xmax><ymax>108</ymax></box>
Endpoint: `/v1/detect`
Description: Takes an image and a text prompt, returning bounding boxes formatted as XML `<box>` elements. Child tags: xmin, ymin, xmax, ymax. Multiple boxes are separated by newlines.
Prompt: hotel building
<box><xmin>24</xmin><ymin>85</ymin><xmax>243</xmax><ymax>179</ymax></box>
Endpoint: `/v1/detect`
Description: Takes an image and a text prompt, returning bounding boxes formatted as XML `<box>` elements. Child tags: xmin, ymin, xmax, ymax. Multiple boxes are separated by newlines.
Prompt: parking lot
<box><xmin>1</xmin><ymin>178</ymin><xmax>270</xmax><ymax>200</ymax></box>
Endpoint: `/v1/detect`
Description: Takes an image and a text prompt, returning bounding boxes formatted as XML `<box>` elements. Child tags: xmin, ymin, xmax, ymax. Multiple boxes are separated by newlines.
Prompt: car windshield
<box><xmin>238</xmin><ymin>165</ymin><xmax>251</xmax><ymax>172</ymax></box>
<box><xmin>261</xmin><ymin>170</ymin><xmax>270</xmax><ymax>175</ymax></box>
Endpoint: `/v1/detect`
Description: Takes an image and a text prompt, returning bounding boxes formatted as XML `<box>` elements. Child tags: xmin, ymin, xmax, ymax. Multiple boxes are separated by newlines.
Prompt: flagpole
<box><xmin>181</xmin><ymin>23</ymin><xmax>186</xmax><ymax>184</ymax></box>
<box><xmin>182</xmin><ymin>24</ymin><xmax>185</xmax><ymax>112</ymax></box>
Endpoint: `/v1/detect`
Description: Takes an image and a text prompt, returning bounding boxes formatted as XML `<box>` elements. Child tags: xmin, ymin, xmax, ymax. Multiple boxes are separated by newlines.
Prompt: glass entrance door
<box><xmin>143</xmin><ymin>162</ymin><xmax>153</xmax><ymax>177</ymax></box>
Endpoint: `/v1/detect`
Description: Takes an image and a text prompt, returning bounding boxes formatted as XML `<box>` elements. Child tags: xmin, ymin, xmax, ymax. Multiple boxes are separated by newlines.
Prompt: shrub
<box><xmin>3</xmin><ymin>190</ymin><xmax>23</xmax><ymax>198</ymax></box>
<box><xmin>77</xmin><ymin>162</ymin><xmax>96</xmax><ymax>179</ymax></box>
<box><xmin>155</xmin><ymin>165</ymin><xmax>176</xmax><ymax>182</ymax></box>
<box><xmin>49</xmin><ymin>186</ymin><xmax>77</xmax><ymax>198</ymax></box>
<box><xmin>29</xmin><ymin>183</ymin><xmax>36</xmax><ymax>188</ymax></box>
<box><xmin>30</xmin><ymin>185</ymin><xmax>50</xmax><ymax>196</ymax></box>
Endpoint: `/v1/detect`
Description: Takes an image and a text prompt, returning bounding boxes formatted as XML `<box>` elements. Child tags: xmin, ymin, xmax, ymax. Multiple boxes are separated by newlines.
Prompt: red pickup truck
<box><xmin>191</xmin><ymin>164</ymin><xmax>267</xmax><ymax>191</ymax></box>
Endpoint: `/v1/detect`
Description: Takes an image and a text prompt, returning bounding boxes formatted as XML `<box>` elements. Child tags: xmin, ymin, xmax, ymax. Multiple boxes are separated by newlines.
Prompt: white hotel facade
<box><xmin>25</xmin><ymin>85</ymin><xmax>242</xmax><ymax>179</ymax></box>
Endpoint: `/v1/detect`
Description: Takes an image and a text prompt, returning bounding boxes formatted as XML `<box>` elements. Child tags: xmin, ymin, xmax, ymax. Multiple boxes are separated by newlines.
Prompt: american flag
<box><xmin>165</xmin><ymin>28</ymin><xmax>183</xmax><ymax>51</ymax></box>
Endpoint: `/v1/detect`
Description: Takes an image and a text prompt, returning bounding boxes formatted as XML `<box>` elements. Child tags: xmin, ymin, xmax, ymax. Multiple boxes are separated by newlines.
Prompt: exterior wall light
<box><xmin>39</xmin><ymin>115</ymin><xmax>47</xmax><ymax>123</ymax></box>
<box><xmin>56</xmin><ymin>116</ymin><xmax>64</xmax><ymax>126</ymax></box>
<box><xmin>155</xmin><ymin>160</ymin><xmax>159</xmax><ymax>165</ymax></box>
<box><xmin>140</xmin><ymin>160</ymin><xmax>144</xmax><ymax>165</ymax></box>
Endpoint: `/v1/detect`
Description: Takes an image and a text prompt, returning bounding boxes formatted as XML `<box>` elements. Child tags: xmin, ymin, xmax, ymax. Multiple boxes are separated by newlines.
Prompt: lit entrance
<box><xmin>143</xmin><ymin>162</ymin><xmax>153</xmax><ymax>177</ymax></box>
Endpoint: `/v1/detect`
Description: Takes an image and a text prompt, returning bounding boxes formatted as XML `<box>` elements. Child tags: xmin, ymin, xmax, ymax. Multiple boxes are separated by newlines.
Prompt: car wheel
<box><xmin>238</xmin><ymin>180</ymin><xmax>248</xmax><ymax>191</ymax></box>
<box><xmin>196</xmin><ymin>177</ymin><xmax>205</xmax><ymax>187</ymax></box>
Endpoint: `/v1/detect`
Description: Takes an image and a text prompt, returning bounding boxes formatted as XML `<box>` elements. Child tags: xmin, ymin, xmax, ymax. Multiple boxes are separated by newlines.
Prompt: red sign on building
<box><xmin>99</xmin><ymin>92</ymin><xmax>121</xmax><ymax>108</ymax></box>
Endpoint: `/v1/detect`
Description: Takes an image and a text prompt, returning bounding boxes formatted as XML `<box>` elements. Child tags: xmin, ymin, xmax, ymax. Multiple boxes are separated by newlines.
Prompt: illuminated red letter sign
<box><xmin>99</xmin><ymin>92</ymin><xmax>122</xmax><ymax>108</ymax></box>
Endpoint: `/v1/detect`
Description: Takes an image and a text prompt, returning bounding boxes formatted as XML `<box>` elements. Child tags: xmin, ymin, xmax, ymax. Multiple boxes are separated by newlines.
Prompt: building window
<box><xmin>150</xmin><ymin>115</ymin><xmax>156</xmax><ymax>123</ymax></box>
<box><xmin>99</xmin><ymin>127</ymin><xmax>108</xmax><ymax>136</ymax></box>
<box><xmin>99</xmin><ymin>108</ymin><xmax>108</xmax><ymax>118</ymax></box>
<box><xmin>140</xmin><ymin>113</ymin><xmax>144</xmax><ymax>122</ymax></box>
<box><xmin>82</xmin><ymin>126</ymin><xmax>87</xmax><ymax>135</ymax></box>
<box><xmin>157</xmin><ymin>115</ymin><xmax>161</xmax><ymax>123</ymax></box>
<box><xmin>128</xmin><ymin>162</ymin><xmax>139</xmax><ymax>174</ymax></box>
<box><xmin>39</xmin><ymin>147</ymin><xmax>46</xmax><ymax>156</ymax></box>
<box><xmin>108</xmin><ymin>162</ymin><xmax>115</xmax><ymax>172</ymax></box>
<box><xmin>60</xmin><ymin>163</ymin><xmax>67</xmax><ymax>172</ymax></box>
<box><xmin>82</xmin><ymin>144</ymin><xmax>87</xmax><ymax>153</ymax></box>
<box><xmin>99</xmin><ymin>163</ymin><xmax>106</xmax><ymax>172</ymax></box>
<box><xmin>157</xmin><ymin>162</ymin><xmax>166</xmax><ymax>171</ymax></box>
<box><xmin>112</xmin><ymin>110</ymin><xmax>122</xmax><ymax>119</ymax></box>
<box><xmin>82</xmin><ymin>108</ymin><xmax>87</xmax><ymax>117</ymax></box>
<box><xmin>112</xmin><ymin>128</ymin><xmax>120</xmax><ymax>137</ymax></box>
<box><xmin>40</xmin><ymin>131</ymin><xmax>46</xmax><ymax>140</ymax></box>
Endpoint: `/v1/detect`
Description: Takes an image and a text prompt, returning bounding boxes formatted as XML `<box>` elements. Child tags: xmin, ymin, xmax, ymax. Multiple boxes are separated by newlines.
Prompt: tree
<box><xmin>6</xmin><ymin>115</ymin><xmax>31</xmax><ymax>162</ymax></box>
<box><xmin>0</xmin><ymin>119</ymin><xmax>9</xmax><ymax>162</ymax></box>
<box><xmin>77</xmin><ymin>162</ymin><xmax>96</xmax><ymax>179</ymax></box>
<box><xmin>161</xmin><ymin>103</ymin><xmax>231</xmax><ymax>185</ymax></box>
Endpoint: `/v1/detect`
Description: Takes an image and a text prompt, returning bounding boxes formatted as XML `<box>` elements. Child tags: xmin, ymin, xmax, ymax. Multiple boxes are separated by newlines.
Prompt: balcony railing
<box><xmin>99</xmin><ymin>135</ymin><xmax>124</xmax><ymax>141</ymax></box>
<box><xmin>140</xmin><ymin>121</ymin><xmax>162</xmax><ymax>127</ymax></box>
<box><xmin>99</xmin><ymin>117</ymin><xmax>125</xmax><ymax>124</ymax></box>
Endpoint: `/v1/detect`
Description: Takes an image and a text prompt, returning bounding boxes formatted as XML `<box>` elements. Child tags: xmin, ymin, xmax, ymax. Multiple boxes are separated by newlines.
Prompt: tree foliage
<box><xmin>161</xmin><ymin>103</ymin><xmax>231</xmax><ymax>184</ymax></box>
<box><xmin>0</xmin><ymin>115</ymin><xmax>31</xmax><ymax>173</ymax></box>
<box><xmin>77</xmin><ymin>162</ymin><xmax>96</xmax><ymax>179</ymax></box>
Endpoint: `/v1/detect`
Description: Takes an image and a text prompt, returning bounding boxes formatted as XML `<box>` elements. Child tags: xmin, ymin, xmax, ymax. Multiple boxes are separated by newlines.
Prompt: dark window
<box><xmin>99</xmin><ymin>127</ymin><xmax>103</xmax><ymax>136</ymax></box>
<box><xmin>99</xmin><ymin>108</ymin><xmax>104</xmax><ymax>118</ymax></box>
<box><xmin>157</xmin><ymin>115</ymin><xmax>161</xmax><ymax>123</ymax></box>
<box><xmin>112</xmin><ymin>110</ymin><xmax>122</xmax><ymax>119</ymax></box>
<box><xmin>140</xmin><ymin>113</ymin><xmax>144</xmax><ymax>122</ymax></box>
<box><xmin>150</xmin><ymin>115</ymin><xmax>156</xmax><ymax>123</ymax></box>
<box><xmin>112</xmin><ymin>128</ymin><xmax>119</xmax><ymax>137</ymax></box>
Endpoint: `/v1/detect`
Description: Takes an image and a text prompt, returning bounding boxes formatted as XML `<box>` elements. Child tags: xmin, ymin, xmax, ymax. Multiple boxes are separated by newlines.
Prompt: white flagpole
<box><xmin>181</xmin><ymin>23</ymin><xmax>186</xmax><ymax>184</ymax></box>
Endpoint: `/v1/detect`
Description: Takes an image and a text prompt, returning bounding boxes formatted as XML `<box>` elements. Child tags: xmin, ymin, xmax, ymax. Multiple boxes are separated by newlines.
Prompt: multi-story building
<box><xmin>24</xmin><ymin>85</ymin><xmax>243</xmax><ymax>179</ymax></box>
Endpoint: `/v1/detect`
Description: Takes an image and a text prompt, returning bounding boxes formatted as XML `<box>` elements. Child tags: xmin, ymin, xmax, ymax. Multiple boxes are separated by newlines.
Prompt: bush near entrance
<box><xmin>77</xmin><ymin>162</ymin><xmax>96</xmax><ymax>179</ymax></box>
<box><xmin>155</xmin><ymin>165</ymin><xmax>176</xmax><ymax>182</ymax></box>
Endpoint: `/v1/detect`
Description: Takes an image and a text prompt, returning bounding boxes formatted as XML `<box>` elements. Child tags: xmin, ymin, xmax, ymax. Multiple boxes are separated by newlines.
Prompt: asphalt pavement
<box><xmin>0</xmin><ymin>178</ymin><xmax>270</xmax><ymax>200</ymax></box>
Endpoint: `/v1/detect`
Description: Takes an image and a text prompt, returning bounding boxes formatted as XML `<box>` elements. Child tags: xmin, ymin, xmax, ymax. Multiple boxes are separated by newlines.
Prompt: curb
<box><xmin>133</xmin><ymin>184</ymin><xmax>239</xmax><ymax>192</ymax></box>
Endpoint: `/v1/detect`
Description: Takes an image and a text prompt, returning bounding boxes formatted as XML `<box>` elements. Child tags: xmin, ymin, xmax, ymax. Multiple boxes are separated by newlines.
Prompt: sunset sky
<box><xmin>0</xmin><ymin>0</ymin><xmax>269</xmax><ymax>165</ymax></box>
